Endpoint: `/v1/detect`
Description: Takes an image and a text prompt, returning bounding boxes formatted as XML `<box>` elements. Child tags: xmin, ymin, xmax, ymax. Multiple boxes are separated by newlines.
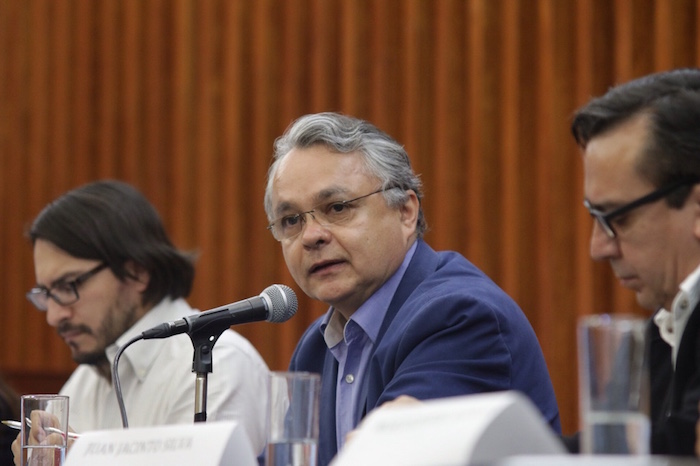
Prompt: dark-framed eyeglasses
<box><xmin>267</xmin><ymin>186</ymin><xmax>399</xmax><ymax>242</ymax></box>
<box><xmin>583</xmin><ymin>178</ymin><xmax>699</xmax><ymax>239</ymax></box>
<box><xmin>26</xmin><ymin>263</ymin><xmax>109</xmax><ymax>311</ymax></box>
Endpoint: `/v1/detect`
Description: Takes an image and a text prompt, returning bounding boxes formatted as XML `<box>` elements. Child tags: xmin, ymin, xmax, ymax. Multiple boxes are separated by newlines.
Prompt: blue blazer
<box><xmin>289</xmin><ymin>240</ymin><xmax>561</xmax><ymax>466</ymax></box>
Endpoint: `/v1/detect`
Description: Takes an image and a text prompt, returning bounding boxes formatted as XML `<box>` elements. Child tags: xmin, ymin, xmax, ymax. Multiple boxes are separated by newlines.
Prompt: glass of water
<box><xmin>266</xmin><ymin>372</ymin><xmax>320</xmax><ymax>466</ymax></box>
<box><xmin>20</xmin><ymin>394</ymin><xmax>69</xmax><ymax>466</ymax></box>
<box><xmin>577</xmin><ymin>314</ymin><xmax>649</xmax><ymax>454</ymax></box>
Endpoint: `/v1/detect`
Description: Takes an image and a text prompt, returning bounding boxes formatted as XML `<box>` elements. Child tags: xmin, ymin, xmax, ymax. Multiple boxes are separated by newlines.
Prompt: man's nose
<box><xmin>299</xmin><ymin>212</ymin><xmax>331</xmax><ymax>245</ymax></box>
<box><xmin>45</xmin><ymin>300</ymin><xmax>72</xmax><ymax>328</ymax></box>
<box><xmin>589</xmin><ymin>221</ymin><xmax>621</xmax><ymax>261</ymax></box>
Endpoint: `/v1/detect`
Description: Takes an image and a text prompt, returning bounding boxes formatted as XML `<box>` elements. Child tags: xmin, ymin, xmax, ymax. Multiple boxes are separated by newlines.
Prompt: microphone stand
<box><xmin>187</xmin><ymin>324</ymin><xmax>228</xmax><ymax>423</ymax></box>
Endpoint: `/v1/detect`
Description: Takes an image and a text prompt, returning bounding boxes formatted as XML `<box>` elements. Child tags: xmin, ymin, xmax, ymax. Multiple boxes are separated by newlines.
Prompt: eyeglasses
<box><xmin>267</xmin><ymin>186</ymin><xmax>398</xmax><ymax>241</ymax></box>
<box><xmin>584</xmin><ymin>179</ymin><xmax>699</xmax><ymax>239</ymax></box>
<box><xmin>26</xmin><ymin>263</ymin><xmax>109</xmax><ymax>311</ymax></box>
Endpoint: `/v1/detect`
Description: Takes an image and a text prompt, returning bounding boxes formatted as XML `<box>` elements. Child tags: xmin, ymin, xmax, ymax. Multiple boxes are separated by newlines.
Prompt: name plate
<box><xmin>331</xmin><ymin>391</ymin><xmax>565</xmax><ymax>466</ymax></box>
<box><xmin>65</xmin><ymin>421</ymin><xmax>256</xmax><ymax>466</ymax></box>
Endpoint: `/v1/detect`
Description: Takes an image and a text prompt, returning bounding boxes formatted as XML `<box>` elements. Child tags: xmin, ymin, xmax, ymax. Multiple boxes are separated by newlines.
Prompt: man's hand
<box><xmin>11</xmin><ymin>410</ymin><xmax>75</xmax><ymax>466</ymax></box>
<box><xmin>344</xmin><ymin>395</ymin><xmax>421</xmax><ymax>446</ymax></box>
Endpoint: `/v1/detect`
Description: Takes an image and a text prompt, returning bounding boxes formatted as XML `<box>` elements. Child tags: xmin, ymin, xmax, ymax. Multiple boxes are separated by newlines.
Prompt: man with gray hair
<box><xmin>264</xmin><ymin>112</ymin><xmax>561</xmax><ymax>466</ymax></box>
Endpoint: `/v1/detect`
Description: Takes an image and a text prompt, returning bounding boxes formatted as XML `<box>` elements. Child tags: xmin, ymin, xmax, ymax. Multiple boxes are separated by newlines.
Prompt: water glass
<box><xmin>577</xmin><ymin>314</ymin><xmax>649</xmax><ymax>454</ymax></box>
<box><xmin>20</xmin><ymin>394</ymin><xmax>69</xmax><ymax>466</ymax></box>
<box><xmin>266</xmin><ymin>371</ymin><xmax>320</xmax><ymax>466</ymax></box>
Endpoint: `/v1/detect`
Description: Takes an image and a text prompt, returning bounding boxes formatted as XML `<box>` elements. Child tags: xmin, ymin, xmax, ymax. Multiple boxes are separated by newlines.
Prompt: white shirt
<box><xmin>653</xmin><ymin>263</ymin><xmax>700</xmax><ymax>368</ymax></box>
<box><xmin>59</xmin><ymin>298</ymin><xmax>270</xmax><ymax>455</ymax></box>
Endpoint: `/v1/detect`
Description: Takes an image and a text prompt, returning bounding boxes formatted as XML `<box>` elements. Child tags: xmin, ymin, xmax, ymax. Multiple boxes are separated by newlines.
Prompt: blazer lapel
<box><xmin>355</xmin><ymin>240</ymin><xmax>439</xmax><ymax>422</ymax></box>
<box><xmin>319</xmin><ymin>351</ymin><xmax>339</xmax><ymax>465</ymax></box>
<box><xmin>672</xmin><ymin>302</ymin><xmax>700</xmax><ymax>407</ymax></box>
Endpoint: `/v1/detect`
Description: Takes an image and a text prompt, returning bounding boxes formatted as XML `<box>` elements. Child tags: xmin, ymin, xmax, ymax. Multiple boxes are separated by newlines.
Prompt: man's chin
<box><xmin>635</xmin><ymin>293</ymin><xmax>661</xmax><ymax>313</ymax></box>
<box><xmin>72</xmin><ymin>351</ymin><xmax>108</xmax><ymax>366</ymax></box>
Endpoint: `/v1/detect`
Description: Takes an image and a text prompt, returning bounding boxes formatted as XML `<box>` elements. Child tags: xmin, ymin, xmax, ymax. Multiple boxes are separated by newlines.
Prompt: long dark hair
<box><xmin>28</xmin><ymin>180</ymin><xmax>196</xmax><ymax>307</ymax></box>
<box><xmin>0</xmin><ymin>375</ymin><xmax>19</xmax><ymax>419</ymax></box>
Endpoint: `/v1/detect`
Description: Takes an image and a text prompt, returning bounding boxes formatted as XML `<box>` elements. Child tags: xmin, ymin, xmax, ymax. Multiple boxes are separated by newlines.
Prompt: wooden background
<box><xmin>1</xmin><ymin>0</ymin><xmax>699</xmax><ymax>435</ymax></box>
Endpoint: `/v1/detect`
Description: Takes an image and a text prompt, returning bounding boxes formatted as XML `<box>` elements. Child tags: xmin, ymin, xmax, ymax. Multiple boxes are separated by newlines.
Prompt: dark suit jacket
<box><xmin>649</xmin><ymin>303</ymin><xmax>700</xmax><ymax>455</ymax></box>
<box><xmin>289</xmin><ymin>240</ymin><xmax>561</xmax><ymax>466</ymax></box>
<box><xmin>0</xmin><ymin>396</ymin><xmax>17</xmax><ymax>466</ymax></box>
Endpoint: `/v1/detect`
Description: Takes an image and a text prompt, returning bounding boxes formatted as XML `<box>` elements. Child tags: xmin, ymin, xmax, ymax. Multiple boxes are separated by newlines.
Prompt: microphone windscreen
<box><xmin>263</xmin><ymin>284</ymin><xmax>298</xmax><ymax>323</ymax></box>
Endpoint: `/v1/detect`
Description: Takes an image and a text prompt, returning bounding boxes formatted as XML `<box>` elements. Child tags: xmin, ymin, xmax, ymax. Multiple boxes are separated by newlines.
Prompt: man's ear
<box><xmin>124</xmin><ymin>261</ymin><xmax>150</xmax><ymax>292</ymax></box>
<box><xmin>689</xmin><ymin>185</ymin><xmax>700</xmax><ymax>240</ymax></box>
<box><xmin>399</xmin><ymin>189</ymin><xmax>420</xmax><ymax>233</ymax></box>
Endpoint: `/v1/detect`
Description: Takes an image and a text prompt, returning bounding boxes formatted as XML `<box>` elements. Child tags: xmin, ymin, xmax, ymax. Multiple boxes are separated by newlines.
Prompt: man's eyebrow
<box><xmin>274</xmin><ymin>187</ymin><xmax>351</xmax><ymax>217</ymax></box>
<box><xmin>584</xmin><ymin>198</ymin><xmax>620</xmax><ymax>213</ymax></box>
<box><xmin>314</xmin><ymin>187</ymin><xmax>350</xmax><ymax>203</ymax></box>
<box><xmin>37</xmin><ymin>270</ymin><xmax>84</xmax><ymax>289</ymax></box>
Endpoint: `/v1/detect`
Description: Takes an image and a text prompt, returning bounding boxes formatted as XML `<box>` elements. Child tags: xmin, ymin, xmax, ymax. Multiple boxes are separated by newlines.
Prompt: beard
<box><xmin>74</xmin><ymin>351</ymin><xmax>110</xmax><ymax>367</ymax></box>
<box><xmin>58</xmin><ymin>295</ymin><xmax>141</xmax><ymax>366</ymax></box>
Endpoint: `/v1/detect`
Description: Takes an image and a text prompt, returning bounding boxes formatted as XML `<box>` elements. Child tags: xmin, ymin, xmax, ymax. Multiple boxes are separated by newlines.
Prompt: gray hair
<box><xmin>264</xmin><ymin>112</ymin><xmax>426</xmax><ymax>238</ymax></box>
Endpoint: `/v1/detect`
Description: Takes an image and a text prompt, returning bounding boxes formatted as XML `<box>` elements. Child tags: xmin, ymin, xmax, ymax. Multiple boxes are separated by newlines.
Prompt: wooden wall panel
<box><xmin>1</xmin><ymin>0</ymin><xmax>699</xmax><ymax>435</ymax></box>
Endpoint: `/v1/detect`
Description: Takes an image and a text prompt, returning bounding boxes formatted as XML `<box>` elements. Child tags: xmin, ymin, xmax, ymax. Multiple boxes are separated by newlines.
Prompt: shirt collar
<box><xmin>654</xmin><ymin>263</ymin><xmax>700</xmax><ymax>367</ymax></box>
<box><xmin>105</xmin><ymin>298</ymin><xmax>197</xmax><ymax>382</ymax></box>
<box><xmin>321</xmin><ymin>241</ymin><xmax>418</xmax><ymax>348</ymax></box>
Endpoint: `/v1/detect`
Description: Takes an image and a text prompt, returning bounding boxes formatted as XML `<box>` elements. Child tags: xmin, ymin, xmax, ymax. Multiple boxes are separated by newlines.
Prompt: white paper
<box><xmin>331</xmin><ymin>391</ymin><xmax>566</xmax><ymax>466</ymax></box>
<box><xmin>65</xmin><ymin>421</ymin><xmax>256</xmax><ymax>466</ymax></box>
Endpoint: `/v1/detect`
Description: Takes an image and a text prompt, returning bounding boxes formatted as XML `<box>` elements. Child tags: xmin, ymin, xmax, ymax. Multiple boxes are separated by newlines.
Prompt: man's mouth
<box><xmin>309</xmin><ymin>260</ymin><xmax>344</xmax><ymax>274</ymax></box>
<box><xmin>57</xmin><ymin>324</ymin><xmax>91</xmax><ymax>342</ymax></box>
<box><xmin>617</xmin><ymin>275</ymin><xmax>639</xmax><ymax>289</ymax></box>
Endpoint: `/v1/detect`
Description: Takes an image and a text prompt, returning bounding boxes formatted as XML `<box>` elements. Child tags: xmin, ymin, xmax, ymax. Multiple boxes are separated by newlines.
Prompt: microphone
<box><xmin>141</xmin><ymin>284</ymin><xmax>298</xmax><ymax>340</ymax></box>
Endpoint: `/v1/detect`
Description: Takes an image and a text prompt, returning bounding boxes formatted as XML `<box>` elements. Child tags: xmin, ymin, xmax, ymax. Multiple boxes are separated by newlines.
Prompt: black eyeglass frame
<box><xmin>583</xmin><ymin>178</ymin><xmax>699</xmax><ymax>239</ymax></box>
<box><xmin>267</xmin><ymin>186</ymin><xmax>399</xmax><ymax>242</ymax></box>
<box><xmin>26</xmin><ymin>262</ymin><xmax>109</xmax><ymax>311</ymax></box>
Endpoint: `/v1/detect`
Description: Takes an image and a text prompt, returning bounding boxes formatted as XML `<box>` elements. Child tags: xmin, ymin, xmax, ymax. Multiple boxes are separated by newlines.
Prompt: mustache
<box><xmin>57</xmin><ymin>321</ymin><xmax>93</xmax><ymax>336</ymax></box>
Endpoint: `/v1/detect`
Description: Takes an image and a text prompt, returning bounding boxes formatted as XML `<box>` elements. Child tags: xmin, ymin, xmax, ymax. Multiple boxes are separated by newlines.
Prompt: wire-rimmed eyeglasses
<box><xmin>26</xmin><ymin>263</ymin><xmax>109</xmax><ymax>311</ymax></box>
<box><xmin>267</xmin><ymin>186</ymin><xmax>399</xmax><ymax>241</ymax></box>
<box><xmin>584</xmin><ymin>178</ymin><xmax>699</xmax><ymax>239</ymax></box>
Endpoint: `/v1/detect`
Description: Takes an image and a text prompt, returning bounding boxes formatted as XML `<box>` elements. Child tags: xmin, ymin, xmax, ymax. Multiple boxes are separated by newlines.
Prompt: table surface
<box><xmin>496</xmin><ymin>455</ymin><xmax>699</xmax><ymax>466</ymax></box>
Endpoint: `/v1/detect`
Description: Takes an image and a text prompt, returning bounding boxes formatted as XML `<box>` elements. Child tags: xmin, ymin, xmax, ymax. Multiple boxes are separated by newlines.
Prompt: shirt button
<box><xmin>345</xmin><ymin>374</ymin><xmax>355</xmax><ymax>384</ymax></box>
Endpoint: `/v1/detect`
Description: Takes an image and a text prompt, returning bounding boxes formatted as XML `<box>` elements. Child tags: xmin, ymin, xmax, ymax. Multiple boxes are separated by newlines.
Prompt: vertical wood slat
<box><xmin>121</xmin><ymin>0</ymin><xmax>143</xmax><ymax>183</ymax></box>
<box><xmin>170</xmin><ymin>0</ymin><xmax>193</xmax><ymax>256</ymax></box>
<box><xmin>499</xmin><ymin>0</ymin><xmax>521</xmax><ymax>300</ymax></box>
<box><xmin>192</xmin><ymin>0</ymin><xmax>218</xmax><ymax>309</ymax></box>
<box><xmin>73</xmin><ymin>1</ymin><xmax>96</xmax><ymax>187</ymax></box>
<box><xmin>219</xmin><ymin>0</ymin><xmax>247</xmax><ymax>310</ymax></box>
<box><xmin>0</xmin><ymin>0</ymin><xmax>29</xmax><ymax>370</ymax></box>
<box><xmin>309</xmin><ymin>0</ymin><xmax>340</xmax><ymax>112</ymax></box>
<box><xmin>96</xmin><ymin>0</ymin><xmax>119</xmax><ymax>179</ymax></box>
<box><xmin>46</xmin><ymin>1</ymin><xmax>72</xmax><ymax>364</ymax></box>
<box><xmin>572</xmin><ymin>0</ymin><xmax>597</xmax><ymax>435</ymax></box>
<box><xmin>698</xmin><ymin>0</ymin><xmax>700</xmax><ymax>57</ymax></box>
<box><xmin>143</xmin><ymin>0</ymin><xmax>168</xmax><ymax>205</ymax></box>
<box><xmin>533</xmin><ymin>0</ymin><xmax>556</xmax><ymax>372</ymax></box>
<box><xmin>49</xmin><ymin>1</ymin><xmax>70</xmax><ymax>187</ymax></box>
<box><xmin>398</xmin><ymin>0</ymin><xmax>432</xmax><ymax>200</ymax></box>
<box><xmin>25</xmin><ymin>0</ymin><xmax>52</xmax><ymax>373</ymax></box>
<box><xmin>465</xmin><ymin>0</ymin><xmax>487</xmax><ymax>270</ymax></box>
<box><xmin>2</xmin><ymin>0</ymin><xmax>700</xmax><ymax>435</ymax></box>
<box><xmin>432</xmin><ymin>0</ymin><xmax>467</xmax><ymax>254</ymax></box>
